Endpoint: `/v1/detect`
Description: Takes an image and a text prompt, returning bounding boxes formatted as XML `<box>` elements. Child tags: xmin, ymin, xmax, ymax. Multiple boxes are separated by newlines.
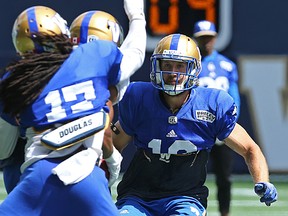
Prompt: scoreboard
<box><xmin>145</xmin><ymin>0</ymin><xmax>232</xmax><ymax>51</ymax></box>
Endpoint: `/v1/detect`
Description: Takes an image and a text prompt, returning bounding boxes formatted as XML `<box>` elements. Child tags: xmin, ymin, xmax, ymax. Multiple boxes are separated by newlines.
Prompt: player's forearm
<box><xmin>112</xmin><ymin>121</ymin><xmax>132</xmax><ymax>153</ymax></box>
<box><xmin>244</xmin><ymin>144</ymin><xmax>270</xmax><ymax>183</ymax></box>
<box><xmin>112</xmin><ymin>79</ymin><xmax>129</xmax><ymax>105</ymax></box>
<box><xmin>120</xmin><ymin>18</ymin><xmax>146</xmax><ymax>52</ymax></box>
<box><xmin>225</xmin><ymin>123</ymin><xmax>270</xmax><ymax>183</ymax></box>
<box><xmin>119</xmin><ymin>19</ymin><xmax>146</xmax><ymax>82</ymax></box>
<box><xmin>119</xmin><ymin>0</ymin><xmax>146</xmax><ymax>81</ymax></box>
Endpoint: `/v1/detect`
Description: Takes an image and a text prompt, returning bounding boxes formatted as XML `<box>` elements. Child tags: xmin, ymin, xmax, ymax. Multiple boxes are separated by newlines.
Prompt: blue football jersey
<box><xmin>119</xmin><ymin>82</ymin><xmax>237</xmax><ymax>153</ymax></box>
<box><xmin>198</xmin><ymin>50</ymin><xmax>240</xmax><ymax>118</ymax></box>
<box><xmin>17</xmin><ymin>40</ymin><xmax>123</xmax><ymax>128</ymax></box>
<box><xmin>116</xmin><ymin>82</ymin><xmax>237</xmax><ymax>208</ymax></box>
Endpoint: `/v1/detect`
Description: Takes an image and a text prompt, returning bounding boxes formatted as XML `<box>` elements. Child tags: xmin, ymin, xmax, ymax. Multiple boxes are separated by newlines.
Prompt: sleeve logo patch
<box><xmin>196</xmin><ymin>110</ymin><xmax>215</xmax><ymax>123</ymax></box>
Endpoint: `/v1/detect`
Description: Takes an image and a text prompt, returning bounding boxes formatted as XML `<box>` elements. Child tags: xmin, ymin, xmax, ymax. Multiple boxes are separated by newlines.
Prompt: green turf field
<box><xmin>203</xmin><ymin>175</ymin><xmax>288</xmax><ymax>216</ymax></box>
<box><xmin>1</xmin><ymin>172</ymin><xmax>287</xmax><ymax>215</ymax></box>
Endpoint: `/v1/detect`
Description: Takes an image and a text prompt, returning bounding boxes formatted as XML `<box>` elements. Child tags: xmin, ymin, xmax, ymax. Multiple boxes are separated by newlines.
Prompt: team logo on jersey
<box><xmin>168</xmin><ymin>116</ymin><xmax>178</xmax><ymax>124</ymax></box>
<box><xmin>166</xmin><ymin>130</ymin><xmax>177</xmax><ymax>137</ymax></box>
<box><xmin>159</xmin><ymin>153</ymin><xmax>171</xmax><ymax>163</ymax></box>
<box><xmin>196</xmin><ymin>110</ymin><xmax>215</xmax><ymax>123</ymax></box>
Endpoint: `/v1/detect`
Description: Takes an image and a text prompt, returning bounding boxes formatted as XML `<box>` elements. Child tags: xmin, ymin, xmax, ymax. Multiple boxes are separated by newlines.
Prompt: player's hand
<box><xmin>124</xmin><ymin>0</ymin><xmax>145</xmax><ymax>21</ymax></box>
<box><xmin>254</xmin><ymin>182</ymin><xmax>278</xmax><ymax>206</ymax></box>
<box><xmin>105</xmin><ymin>146</ymin><xmax>123</xmax><ymax>187</ymax></box>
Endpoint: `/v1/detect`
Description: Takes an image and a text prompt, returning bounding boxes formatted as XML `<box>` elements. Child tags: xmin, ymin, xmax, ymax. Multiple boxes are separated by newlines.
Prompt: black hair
<box><xmin>0</xmin><ymin>32</ymin><xmax>73</xmax><ymax>115</ymax></box>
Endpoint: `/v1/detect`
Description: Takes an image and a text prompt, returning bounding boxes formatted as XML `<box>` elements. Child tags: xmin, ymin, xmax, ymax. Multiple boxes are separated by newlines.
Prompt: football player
<box><xmin>111</xmin><ymin>33</ymin><xmax>277</xmax><ymax>215</ymax></box>
<box><xmin>0</xmin><ymin>0</ymin><xmax>146</xmax><ymax>215</ymax></box>
<box><xmin>68</xmin><ymin>0</ymin><xmax>146</xmax><ymax>186</ymax></box>
<box><xmin>0</xmin><ymin>0</ymin><xmax>146</xmax><ymax>196</ymax></box>
<box><xmin>0</xmin><ymin>5</ymin><xmax>72</xmax><ymax>194</ymax></box>
<box><xmin>193</xmin><ymin>20</ymin><xmax>241</xmax><ymax>216</ymax></box>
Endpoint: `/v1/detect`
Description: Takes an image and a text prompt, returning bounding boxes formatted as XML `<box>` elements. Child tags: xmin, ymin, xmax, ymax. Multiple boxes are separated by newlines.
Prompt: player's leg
<box><xmin>0</xmin><ymin>159</ymin><xmax>52</xmax><ymax>216</ymax></box>
<box><xmin>116</xmin><ymin>196</ymin><xmax>153</xmax><ymax>216</ymax></box>
<box><xmin>0</xmin><ymin>158</ymin><xmax>119</xmax><ymax>216</ymax></box>
<box><xmin>1</xmin><ymin>137</ymin><xmax>26</xmax><ymax>193</ymax></box>
<box><xmin>164</xmin><ymin>196</ymin><xmax>206</xmax><ymax>216</ymax></box>
<box><xmin>2</xmin><ymin>162</ymin><xmax>22</xmax><ymax>193</ymax></box>
<box><xmin>211</xmin><ymin>145</ymin><xmax>233</xmax><ymax>216</ymax></box>
<box><xmin>38</xmin><ymin>158</ymin><xmax>119</xmax><ymax>216</ymax></box>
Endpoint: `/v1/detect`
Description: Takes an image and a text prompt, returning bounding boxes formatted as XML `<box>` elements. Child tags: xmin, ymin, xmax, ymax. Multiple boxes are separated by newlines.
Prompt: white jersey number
<box><xmin>148</xmin><ymin>139</ymin><xmax>197</xmax><ymax>154</ymax></box>
<box><xmin>45</xmin><ymin>81</ymin><xmax>96</xmax><ymax>122</ymax></box>
<box><xmin>199</xmin><ymin>76</ymin><xmax>229</xmax><ymax>92</ymax></box>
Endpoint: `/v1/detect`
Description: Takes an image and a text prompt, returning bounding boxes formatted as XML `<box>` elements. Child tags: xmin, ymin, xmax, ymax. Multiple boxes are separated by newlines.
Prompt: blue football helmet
<box><xmin>69</xmin><ymin>10</ymin><xmax>124</xmax><ymax>47</ymax></box>
<box><xmin>150</xmin><ymin>34</ymin><xmax>202</xmax><ymax>95</ymax></box>
<box><xmin>12</xmin><ymin>6</ymin><xmax>70</xmax><ymax>55</ymax></box>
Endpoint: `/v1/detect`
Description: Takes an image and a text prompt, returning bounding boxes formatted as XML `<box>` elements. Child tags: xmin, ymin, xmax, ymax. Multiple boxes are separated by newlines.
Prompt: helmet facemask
<box><xmin>150</xmin><ymin>54</ymin><xmax>201</xmax><ymax>95</ymax></box>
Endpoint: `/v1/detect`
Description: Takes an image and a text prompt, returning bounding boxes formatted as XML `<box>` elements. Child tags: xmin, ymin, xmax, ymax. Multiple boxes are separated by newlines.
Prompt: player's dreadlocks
<box><xmin>0</xmin><ymin>32</ymin><xmax>73</xmax><ymax>116</ymax></box>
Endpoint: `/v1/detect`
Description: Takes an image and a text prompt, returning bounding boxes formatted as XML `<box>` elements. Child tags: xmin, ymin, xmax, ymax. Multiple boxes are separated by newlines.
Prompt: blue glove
<box><xmin>254</xmin><ymin>182</ymin><xmax>278</xmax><ymax>206</ymax></box>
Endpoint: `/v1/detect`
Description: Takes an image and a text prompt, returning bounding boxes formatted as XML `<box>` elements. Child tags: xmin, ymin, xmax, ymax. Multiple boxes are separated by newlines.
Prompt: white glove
<box><xmin>124</xmin><ymin>0</ymin><xmax>145</xmax><ymax>21</ymax></box>
<box><xmin>105</xmin><ymin>146</ymin><xmax>123</xmax><ymax>187</ymax></box>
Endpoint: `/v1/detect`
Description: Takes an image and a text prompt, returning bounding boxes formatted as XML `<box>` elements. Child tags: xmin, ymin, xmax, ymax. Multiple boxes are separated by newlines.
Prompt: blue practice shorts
<box><xmin>0</xmin><ymin>158</ymin><xmax>119</xmax><ymax>216</ymax></box>
<box><xmin>116</xmin><ymin>195</ymin><xmax>206</xmax><ymax>216</ymax></box>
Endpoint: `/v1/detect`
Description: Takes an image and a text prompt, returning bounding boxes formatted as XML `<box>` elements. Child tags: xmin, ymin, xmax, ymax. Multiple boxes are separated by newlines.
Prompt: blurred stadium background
<box><xmin>0</xmin><ymin>0</ymin><xmax>288</xmax><ymax>214</ymax></box>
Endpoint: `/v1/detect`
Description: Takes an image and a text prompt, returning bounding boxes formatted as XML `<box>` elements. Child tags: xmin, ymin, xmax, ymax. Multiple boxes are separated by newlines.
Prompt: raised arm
<box><xmin>119</xmin><ymin>0</ymin><xmax>146</xmax><ymax>82</ymax></box>
<box><xmin>112</xmin><ymin>0</ymin><xmax>146</xmax><ymax>104</ymax></box>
